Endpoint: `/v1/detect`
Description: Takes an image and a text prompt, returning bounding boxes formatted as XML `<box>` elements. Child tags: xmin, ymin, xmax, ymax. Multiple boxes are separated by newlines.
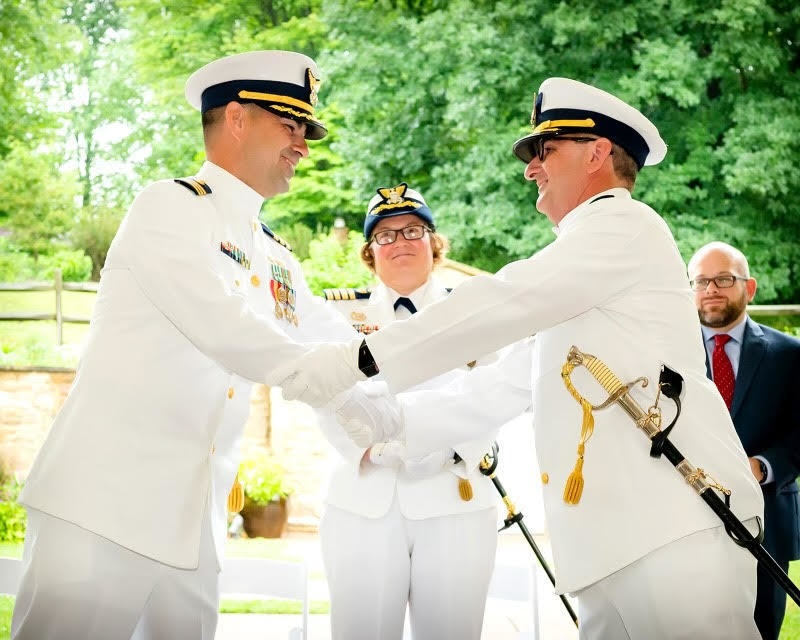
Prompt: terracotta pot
<box><xmin>240</xmin><ymin>496</ymin><xmax>289</xmax><ymax>538</ymax></box>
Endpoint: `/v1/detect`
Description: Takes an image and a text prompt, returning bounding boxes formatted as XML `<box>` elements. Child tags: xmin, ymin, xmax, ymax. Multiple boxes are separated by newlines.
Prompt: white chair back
<box><xmin>487</xmin><ymin>561</ymin><xmax>540</xmax><ymax>640</ymax></box>
<box><xmin>0</xmin><ymin>557</ymin><xmax>22</xmax><ymax>596</ymax></box>
<box><xmin>218</xmin><ymin>556</ymin><xmax>309</xmax><ymax>640</ymax></box>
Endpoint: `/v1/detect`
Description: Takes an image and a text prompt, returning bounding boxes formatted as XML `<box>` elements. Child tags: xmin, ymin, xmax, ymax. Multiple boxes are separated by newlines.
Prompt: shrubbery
<box><xmin>0</xmin><ymin>237</ymin><xmax>92</xmax><ymax>283</ymax></box>
<box><xmin>0</xmin><ymin>468</ymin><xmax>26</xmax><ymax>543</ymax></box>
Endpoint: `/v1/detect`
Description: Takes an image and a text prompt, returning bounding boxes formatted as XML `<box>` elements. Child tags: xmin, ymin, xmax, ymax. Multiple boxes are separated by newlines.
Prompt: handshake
<box><xmin>275</xmin><ymin>338</ymin><xmax>371</xmax><ymax>408</ymax></box>
<box><xmin>272</xmin><ymin>339</ymin><xmax>455</xmax><ymax>476</ymax></box>
<box><xmin>327</xmin><ymin>381</ymin><xmax>454</xmax><ymax>477</ymax></box>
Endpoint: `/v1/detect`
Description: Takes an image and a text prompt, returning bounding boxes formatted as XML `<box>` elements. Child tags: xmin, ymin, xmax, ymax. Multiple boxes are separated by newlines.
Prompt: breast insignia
<box><xmin>174</xmin><ymin>177</ymin><xmax>212</xmax><ymax>195</ymax></box>
<box><xmin>261</xmin><ymin>223</ymin><xmax>293</xmax><ymax>252</ymax></box>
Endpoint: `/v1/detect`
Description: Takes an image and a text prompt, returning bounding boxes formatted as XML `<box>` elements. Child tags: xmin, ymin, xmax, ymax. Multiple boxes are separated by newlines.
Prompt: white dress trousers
<box><xmin>319</xmin><ymin>280</ymin><xmax>533</xmax><ymax>640</ymax></box>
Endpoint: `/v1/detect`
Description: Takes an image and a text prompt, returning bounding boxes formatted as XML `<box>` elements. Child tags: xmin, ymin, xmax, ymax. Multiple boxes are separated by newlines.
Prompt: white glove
<box><xmin>275</xmin><ymin>338</ymin><xmax>366</xmax><ymax>408</ymax></box>
<box><xmin>404</xmin><ymin>448</ymin><xmax>455</xmax><ymax>478</ymax></box>
<box><xmin>337</xmin><ymin>416</ymin><xmax>375</xmax><ymax>448</ymax></box>
<box><xmin>367</xmin><ymin>441</ymin><xmax>406</xmax><ymax>469</ymax></box>
<box><xmin>332</xmin><ymin>382</ymin><xmax>403</xmax><ymax>448</ymax></box>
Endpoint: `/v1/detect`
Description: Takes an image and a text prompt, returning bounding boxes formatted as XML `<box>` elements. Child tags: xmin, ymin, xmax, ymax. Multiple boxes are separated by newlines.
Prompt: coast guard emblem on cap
<box><xmin>369</xmin><ymin>183</ymin><xmax>423</xmax><ymax>216</ymax></box>
<box><xmin>378</xmin><ymin>184</ymin><xmax>407</xmax><ymax>205</ymax></box>
<box><xmin>307</xmin><ymin>68</ymin><xmax>320</xmax><ymax>107</ymax></box>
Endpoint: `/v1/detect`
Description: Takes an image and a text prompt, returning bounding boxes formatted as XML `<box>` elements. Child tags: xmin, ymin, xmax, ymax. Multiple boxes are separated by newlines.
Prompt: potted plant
<box><xmin>237</xmin><ymin>448</ymin><xmax>295</xmax><ymax>538</ymax></box>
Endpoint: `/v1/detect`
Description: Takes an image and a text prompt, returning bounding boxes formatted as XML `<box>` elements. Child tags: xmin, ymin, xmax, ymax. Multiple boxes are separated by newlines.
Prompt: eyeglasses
<box><xmin>370</xmin><ymin>224</ymin><xmax>431</xmax><ymax>246</ymax></box>
<box><xmin>689</xmin><ymin>275</ymin><xmax>748</xmax><ymax>291</ymax></box>
<box><xmin>530</xmin><ymin>136</ymin><xmax>601</xmax><ymax>162</ymax></box>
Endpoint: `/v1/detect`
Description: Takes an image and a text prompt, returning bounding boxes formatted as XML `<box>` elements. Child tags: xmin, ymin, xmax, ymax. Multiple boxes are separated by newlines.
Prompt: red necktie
<box><xmin>712</xmin><ymin>334</ymin><xmax>735</xmax><ymax>410</ymax></box>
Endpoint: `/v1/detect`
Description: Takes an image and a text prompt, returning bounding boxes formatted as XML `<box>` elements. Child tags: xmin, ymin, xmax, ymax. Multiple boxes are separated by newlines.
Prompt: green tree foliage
<box><xmin>58</xmin><ymin>0</ymin><xmax>142</xmax><ymax>210</ymax></box>
<box><xmin>0</xmin><ymin>0</ymin><xmax>68</xmax><ymax>157</ymax></box>
<box><xmin>322</xmin><ymin>0</ymin><xmax>800</xmax><ymax>300</ymax></box>
<box><xmin>1</xmin><ymin>0</ymin><xmax>798</xmax><ymax>305</ymax></box>
<box><xmin>301</xmin><ymin>230</ymin><xmax>374</xmax><ymax>294</ymax></box>
<box><xmin>0</xmin><ymin>143</ymin><xmax>80</xmax><ymax>257</ymax></box>
<box><xmin>70</xmin><ymin>205</ymin><xmax>125</xmax><ymax>280</ymax></box>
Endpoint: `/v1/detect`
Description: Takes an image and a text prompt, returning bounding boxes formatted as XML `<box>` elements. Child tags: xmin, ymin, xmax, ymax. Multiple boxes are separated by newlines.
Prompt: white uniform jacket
<box><xmin>319</xmin><ymin>280</ymin><xmax>533</xmax><ymax>519</ymax></box>
<box><xmin>367</xmin><ymin>188</ymin><xmax>764</xmax><ymax>593</ymax></box>
<box><xmin>20</xmin><ymin>161</ymin><xmax>356</xmax><ymax>569</ymax></box>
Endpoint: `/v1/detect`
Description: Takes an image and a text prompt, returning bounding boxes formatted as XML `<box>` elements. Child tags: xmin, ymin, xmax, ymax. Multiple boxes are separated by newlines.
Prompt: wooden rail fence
<box><xmin>1</xmin><ymin>270</ymin><xmax>798</xmax><ymax>346</ymax></box>
<box><xmin>0</xmin><ymin>269</ymin><xmax>97</xmax><ymax>345</ymax></box>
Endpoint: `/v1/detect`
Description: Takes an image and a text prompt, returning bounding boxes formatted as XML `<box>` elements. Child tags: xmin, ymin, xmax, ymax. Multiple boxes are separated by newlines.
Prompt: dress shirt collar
<box><xmin>553</xmin><ymin>187</ymin><xmax>631</xmax><ymax>236</ymax></box>
<box><xmin>701</xmin><ymin>315</ymin><xmax>747</xmax><ymax>345</ymax></box>
<box><xmin>196</xmin><ymin>161</ymin><xmax>265</xmax><ymax>223</ymax></box>
<box><xmin>373</xmin><ymin>277</ymin><xmax>436</xmax><ymax>315</ymax></box>
<box><xmin>388</xmin><ymin>278</ymin><xmax>433</xmax><ymax>313</ymax></box>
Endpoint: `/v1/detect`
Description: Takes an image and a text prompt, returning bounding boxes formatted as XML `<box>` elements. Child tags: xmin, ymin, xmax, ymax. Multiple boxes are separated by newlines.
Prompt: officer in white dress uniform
<box><xmin>277</xmin><ymin>78</ymin><xmax>765</xmax><ymax>639</ymax></box>
<box><xmin>11</xmin><ymin>51</ymin><xmax>363</xmax><ymax>640</ymax></box>
<box><xmin>317</xmin><ymin>184</ymin><xmax>533</xmax><ymax>640</ymax></box>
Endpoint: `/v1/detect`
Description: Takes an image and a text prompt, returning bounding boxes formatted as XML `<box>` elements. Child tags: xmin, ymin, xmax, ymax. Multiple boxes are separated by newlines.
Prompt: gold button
<box><xmin>234</xmin><ymin>279</ymin><xmax>240</xmax><ymax>287</ymax></box>
<box><xmin>250</xmin><ymin>274</ymin><xmax>260</xmax><ymax>287</ymax></box>
<box><xmin>227</xmin><ymin>387</ymin><xmax>235</xmax><ymax>399</ymax></box>
<box><xmin>210</xmin><ymin>444</ymin><xmax>216</xmax><ymax>455</ymax></box>
<box><xmin>541</xmin><ymin>472</ymin><xmax>549</xmax><ymax>484</ymax></box>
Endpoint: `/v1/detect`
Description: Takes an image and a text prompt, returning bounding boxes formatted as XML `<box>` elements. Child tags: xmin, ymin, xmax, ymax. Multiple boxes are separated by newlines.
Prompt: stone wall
<box><xmin>0</xmin><ymin>368</ymin><xmax>331</xmax><ymax>530</ymax></box>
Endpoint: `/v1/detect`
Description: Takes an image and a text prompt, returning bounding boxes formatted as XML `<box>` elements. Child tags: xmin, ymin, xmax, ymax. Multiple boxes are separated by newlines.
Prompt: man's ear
<box><xmin>224</xmin><ymin>101</ymin><xmax>247</xmax><ymax>140</ymax></box>
<box><xmin>586</xmin><ymin>137</ymin><xmax>613</xmax><ymax>173</ymax></box>
<box><xmin>746</xmin><ymin>277</ymin><xmax>758</xmax><ymax>302</ymax></box>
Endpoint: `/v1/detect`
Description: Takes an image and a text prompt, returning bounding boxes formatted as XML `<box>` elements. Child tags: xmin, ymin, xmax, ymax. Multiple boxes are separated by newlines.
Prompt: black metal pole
<box><xmin>479</xmin><ymin>445</ymin><xmax>579</xmax><ymax>626</ymax></box>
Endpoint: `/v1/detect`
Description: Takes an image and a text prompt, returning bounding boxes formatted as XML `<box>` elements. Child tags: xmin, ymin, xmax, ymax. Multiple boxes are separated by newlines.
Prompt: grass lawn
<box><xmin>0</xmin><ymin>597</ymin><xmax>11</xmax><ymax>640</ymax></box>
<box><xmin>782</xmin><ymin>562</ymin><xmax>800</xmax><ymax>639</ymax></box>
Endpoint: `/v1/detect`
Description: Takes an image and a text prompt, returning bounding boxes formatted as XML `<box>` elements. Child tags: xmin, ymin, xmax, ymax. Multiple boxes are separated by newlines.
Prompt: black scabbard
<box><xmin>659</xmin><ymin>438</ymin><xmax>800</xmax><ymax>606</ymax></box>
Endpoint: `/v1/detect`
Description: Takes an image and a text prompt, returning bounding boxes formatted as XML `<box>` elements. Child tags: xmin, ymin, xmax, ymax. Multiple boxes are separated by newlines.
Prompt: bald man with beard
<box><xmin>689</xmin><ymin>241</ymin><xmax>800</xmax><ymax>640</ymax></box>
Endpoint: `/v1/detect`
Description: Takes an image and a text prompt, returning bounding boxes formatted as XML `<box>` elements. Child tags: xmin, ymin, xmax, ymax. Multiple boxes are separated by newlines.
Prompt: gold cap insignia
<box><xmin>378</xmin><ymin>183</ymin><xmax>407</xmax><ymax>205</ymax></box>
<box><xmin>307</xmin><ymin>68</ymin><xmax>320</xmax><ymax>107</ymax></box>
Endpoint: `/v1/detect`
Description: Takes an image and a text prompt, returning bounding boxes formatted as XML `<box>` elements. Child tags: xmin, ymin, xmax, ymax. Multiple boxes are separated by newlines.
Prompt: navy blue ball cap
<box><xmin>512</xmin><ymin>77</ymin><xmax>666</xmax><ymax>169</ymax></box>
<box><xmin>364</xmin><ymin>183</ymin><xmax>435</xmax><ymax>239</ymax></box>
<box><xmin>185</xmin><ymin>50</ymin><xmax>327</xmax><ymax>140</ymax></box>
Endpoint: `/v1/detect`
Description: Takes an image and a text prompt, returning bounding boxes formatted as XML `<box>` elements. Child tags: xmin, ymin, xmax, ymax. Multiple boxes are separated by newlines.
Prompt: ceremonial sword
<box><xmin>562</xmin><ymin>345</ymin><xmax>800</xmax><ymax>607</ymax></box>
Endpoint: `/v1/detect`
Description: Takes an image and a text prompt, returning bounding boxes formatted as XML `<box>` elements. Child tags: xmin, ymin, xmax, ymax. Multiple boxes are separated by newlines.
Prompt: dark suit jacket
<box><xmin>705</xmin><ymin>317</ymin><xmax>800</xmax><ymax>561</ymax></box>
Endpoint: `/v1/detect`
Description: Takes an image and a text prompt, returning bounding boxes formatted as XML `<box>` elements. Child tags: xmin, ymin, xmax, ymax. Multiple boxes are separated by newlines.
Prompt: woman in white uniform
<box><xmin>318</xmin><ymin>184</ymin><xmax>533</xmax><ymax>640</ymax></box>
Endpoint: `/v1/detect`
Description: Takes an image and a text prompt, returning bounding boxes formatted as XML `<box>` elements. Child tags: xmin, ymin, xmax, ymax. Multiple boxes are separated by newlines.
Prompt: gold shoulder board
<box><xmin>174</xmin><ymin>177</ymin><xmax>212</xmax><ymax>195</ymax></box>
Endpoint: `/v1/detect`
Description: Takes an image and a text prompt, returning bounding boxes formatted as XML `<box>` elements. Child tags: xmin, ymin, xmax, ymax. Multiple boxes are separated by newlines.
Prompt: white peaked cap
<box><xmin>513</xmin><ymin>77</ymin><xmax>667</xmax><ymax>168</ymax></box>
<box><xmin>185</xmin><ymin>50</ymin><xmax>327</xmax><ymax>140</ymax></box>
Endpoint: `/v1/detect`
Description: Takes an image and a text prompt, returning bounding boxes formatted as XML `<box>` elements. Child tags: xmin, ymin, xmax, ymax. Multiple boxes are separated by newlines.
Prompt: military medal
<box><xmin>269</xmin><ymin>259</ymin><xmax>298</xmax><ymax>326</ymax></box>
